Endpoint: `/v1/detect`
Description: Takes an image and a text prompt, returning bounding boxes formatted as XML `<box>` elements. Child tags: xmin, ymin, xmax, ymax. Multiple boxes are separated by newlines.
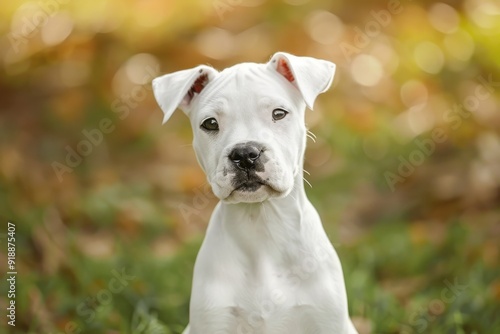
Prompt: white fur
<box><xmin>153</xmin><ymin>52</ymin><xmax>357</xmax><ymax>334</ymax></box>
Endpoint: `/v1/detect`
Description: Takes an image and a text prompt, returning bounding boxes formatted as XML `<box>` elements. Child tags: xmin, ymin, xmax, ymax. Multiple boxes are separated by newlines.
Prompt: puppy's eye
<box><xmin>272</xmin><ymin>108</ymin><xmax>288</xmax><ymax>121</ymax></box>
<box><xmin>201</xmin><ymin>117</ymin><xmax>219</xmax><ymax>131</ymax></box>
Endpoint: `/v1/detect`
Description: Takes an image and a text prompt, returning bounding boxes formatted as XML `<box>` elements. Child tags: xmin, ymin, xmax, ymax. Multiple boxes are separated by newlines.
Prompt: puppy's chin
<box><xmin>225</xmin><ymin>185</ymin><xmax>281</xmax><ymax>204</ymax></box>
<box><xmin>214</xmin><ymin>183</ymin><xmax>290</xmax><ymax>204</ymax></box>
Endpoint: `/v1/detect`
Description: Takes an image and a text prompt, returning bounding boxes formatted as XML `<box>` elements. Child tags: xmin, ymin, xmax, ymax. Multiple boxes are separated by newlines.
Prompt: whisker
<box><xmin>306</xmin><ymin>133</ymin><xmax>316</xmax><ymax>143</ymax></box>
<box><xmin>303</xmin><ymin>177</ymin><xmax>313</xmax><ymax>188</ymax></box>
<box><xmin>303</xmin><ymin>169</ymin><xmax>310</xmax><ymax>176</ymax></box>
<box><xmin>307</xmin><ymin>130</ymin><xmax>317</xmax><ymax>139</ymax></box>
<box><xmin>287</xmin><ymin>183</ymin><xmax>298</xmax><ymax>202</ymax></box>
<box><xmin>261</xmin><ymin>202</ymin><xmax>269</xmax><ymax>221</ymax></box>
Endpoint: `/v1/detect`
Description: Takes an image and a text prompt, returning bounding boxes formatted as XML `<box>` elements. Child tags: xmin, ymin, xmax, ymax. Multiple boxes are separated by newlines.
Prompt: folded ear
<box><xmin>152</xmin><ymin>65</ymin><xmax>219</xmax><ymax>124</ymax></box>
<box><xmin>268</xmin><ymin>52</ymin><xmax>336</xmax><ymax>110</ymax></box>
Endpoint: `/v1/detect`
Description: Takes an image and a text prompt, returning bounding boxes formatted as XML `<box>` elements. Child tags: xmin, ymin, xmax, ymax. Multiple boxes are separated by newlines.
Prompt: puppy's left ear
<box><xmin>268</xmin><ymin>52</ymin><xmax>336</xmax><ymax>110</ymax></box>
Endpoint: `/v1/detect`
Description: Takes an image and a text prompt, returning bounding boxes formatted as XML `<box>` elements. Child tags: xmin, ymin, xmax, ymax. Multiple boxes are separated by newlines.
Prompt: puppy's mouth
<box><xmin>234</xmin><ymin>180</ymin><xmax>265</xmax><ymax>192</ymax></box>
<box><xmin>230</xmin><ymin>173</ymin><xmax>270</xmax><ymax>194</ymax></box>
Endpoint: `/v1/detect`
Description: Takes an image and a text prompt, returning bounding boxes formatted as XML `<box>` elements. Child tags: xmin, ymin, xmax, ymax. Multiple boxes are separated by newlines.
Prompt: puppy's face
<box><xmin>189</xmin><ymin>64</ymin><xmax>306</xmax><ymax>203</ymax></box>
<box><xmin>153</xmin><ymin>53</ymin><xmax>335</xmax><ymax>204</ymax></box>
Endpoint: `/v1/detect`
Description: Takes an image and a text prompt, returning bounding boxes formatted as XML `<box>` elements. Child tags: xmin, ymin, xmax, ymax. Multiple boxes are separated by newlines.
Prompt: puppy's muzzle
<box><xmin>228</xmin><ymin>142</ymin><xmax>264</xmax><ymax>171</ymax></box>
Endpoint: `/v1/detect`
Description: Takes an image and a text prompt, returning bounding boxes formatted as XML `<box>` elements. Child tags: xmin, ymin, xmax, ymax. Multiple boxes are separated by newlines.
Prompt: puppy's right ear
<box><xmin>152</xmin><ymin>65</ymin><xmax>218</xmax><ymax>124</ymax></box>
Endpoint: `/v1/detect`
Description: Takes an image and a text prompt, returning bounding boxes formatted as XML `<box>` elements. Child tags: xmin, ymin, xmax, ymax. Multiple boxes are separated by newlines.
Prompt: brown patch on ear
<box><xmin>277</xmin><ymin>58</ymin><xmax>295</xmax><ymax>82</ymax></box>
<box><xmin>187</xmin><ymin>73</ymin><xmax>209</xmax><ymax>100</ymax></box>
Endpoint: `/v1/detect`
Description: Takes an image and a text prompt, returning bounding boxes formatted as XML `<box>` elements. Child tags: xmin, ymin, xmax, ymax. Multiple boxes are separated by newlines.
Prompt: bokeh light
<box><xmin>305</xmin><ymin>10</ymin><xmax>344</xmax><ymax>45</ymax></box>
<box><xmin>124</xmin><ymin>53</ymin><xmax>160</xmax><ymax>85</ymax></box>
<box><xmin>196</xmin><ymin>28</ymin><xmax>236</xmax><ymax>60</ymax></box>
<box><xmin>465</xmin><ymin>0</ymin><xmax>500</xmax><ymax>29</ymax></box>
<box><xmin>428</xmin><ymin>2</ymin><xmax>460</xmax><ymax>34</ymax></box>
<box><xmin>414</xmin><ymin>41</ymin><xmax>445</xmax><ymax>74</ymax></box>
<box><xmin>41</xmin><ymin>11</ymin><xmax>73</xmax><ymax>46</ymax></box>
<box><xmin>400</xmin><ymin>80</ymin><xmax>428</xmax><ymax>108</ymax></box>
<box><xmin>350</xmin><ymin>54</ymin><xmax>384</xmax><ymax>87</ymax></box>
<box><xmin>443</xmin><ymin>29</ymin><xmax>475</xmax><ymax>62</ymax></box>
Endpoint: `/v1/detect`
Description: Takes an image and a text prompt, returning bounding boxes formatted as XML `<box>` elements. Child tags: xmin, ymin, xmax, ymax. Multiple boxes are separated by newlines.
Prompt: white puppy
<box><xmin>153</xmin><ymin>52</ymin><xmax>358</xmax><ymax>334</ymax></box>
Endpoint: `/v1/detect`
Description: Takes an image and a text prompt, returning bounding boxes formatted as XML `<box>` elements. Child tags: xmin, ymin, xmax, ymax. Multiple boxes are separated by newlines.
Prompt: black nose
<box><xmin>229</xmin><ymin>143</ymin><xmax>262</xmax><ymax>170</ymax></box>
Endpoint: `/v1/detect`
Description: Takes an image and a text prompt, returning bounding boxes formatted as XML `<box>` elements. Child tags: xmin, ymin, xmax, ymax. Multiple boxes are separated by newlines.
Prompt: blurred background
<box><xmin>0</xmin><ymin>0</ymin><xmax>499</xmax><ymax>333</ymax></box>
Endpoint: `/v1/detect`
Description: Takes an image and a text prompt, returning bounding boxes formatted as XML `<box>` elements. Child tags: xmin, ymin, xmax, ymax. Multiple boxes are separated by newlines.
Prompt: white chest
<box><xmin>227</xmin><ymin>273</ymin><xmax>345</xmax><ymax>334</ymax></box>
<box><xmin>190</xmin><ymin>241</ymin><xmax>348</xmax><ymax>334</ymax></box>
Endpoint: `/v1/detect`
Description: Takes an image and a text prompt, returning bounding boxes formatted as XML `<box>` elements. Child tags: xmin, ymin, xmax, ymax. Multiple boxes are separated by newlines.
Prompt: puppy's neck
<box><xmin>213</xmin><ymin>168</ymin><xmax>318</xmax><ymax>262</ymax></box>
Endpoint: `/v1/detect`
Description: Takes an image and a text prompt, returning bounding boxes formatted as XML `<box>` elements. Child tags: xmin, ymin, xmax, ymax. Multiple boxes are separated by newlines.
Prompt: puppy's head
<box><xmin>153</xmin><ymin>52</ymin><xmax>335</xmax><ymax>203</ymax></box>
